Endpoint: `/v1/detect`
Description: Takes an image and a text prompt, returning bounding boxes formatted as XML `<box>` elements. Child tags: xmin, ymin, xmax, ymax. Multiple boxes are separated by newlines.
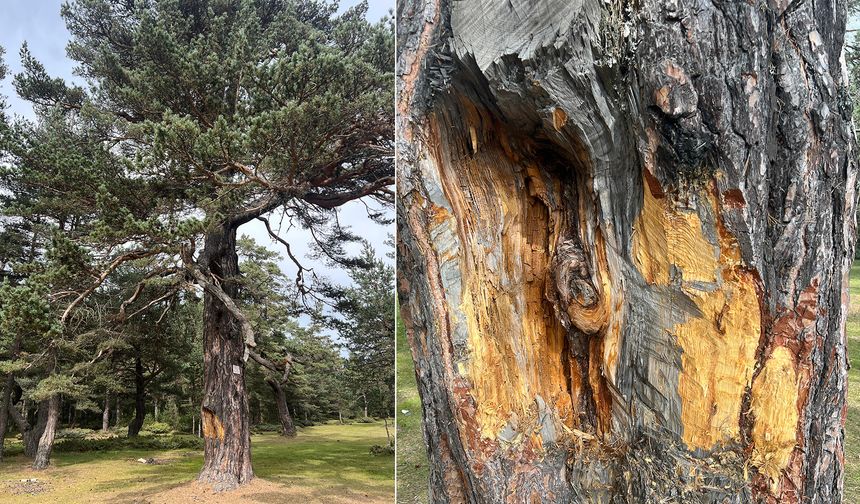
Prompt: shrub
<box><xmin>55</xmin><ymin>435</ymin><xmax>202</xmax><ymax>453</ymax></box>
<box><xmin>369</xmin><ymin>444</ymin><xmax>394</xmax><ymax>455</ymax></box>
<box><xmin>144</xmin><ymin>422</ymin><xmax>173</xmax><ymax>435</ymax></box>
<box><xmin>55</xmin><ymin>428</ymin><xmax>95</xmax><ymax>439</ymax></box>
<box><xmin>251</xmin><ymin>423</ymin><xmax>283</xmax><ymax>434</ymax></box>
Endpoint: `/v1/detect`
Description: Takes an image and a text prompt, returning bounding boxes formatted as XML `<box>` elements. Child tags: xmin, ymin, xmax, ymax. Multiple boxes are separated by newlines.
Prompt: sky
<box><xmin>0</xmin><ymin>0</ymin><xmax>394</xmax><ymax>295</ymax></box>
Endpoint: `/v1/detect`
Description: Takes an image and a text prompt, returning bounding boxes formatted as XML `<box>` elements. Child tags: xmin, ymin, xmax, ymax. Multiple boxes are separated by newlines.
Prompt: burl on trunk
<box><xmin>396</xmin><ymin>0</ymin><xmax>856</xmax><ymax>502</ymax></box>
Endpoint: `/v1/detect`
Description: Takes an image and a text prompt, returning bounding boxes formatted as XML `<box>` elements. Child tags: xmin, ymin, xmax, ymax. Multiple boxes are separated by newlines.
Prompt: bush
<box><xmin>55</xmin><ymin>434</ymin><xmax>202</xmax><ymax>453</ymax></box>
<box><xmin>369</xmin><ymin>444</ymin><xmax>394</xmax><ymax>456</ymax></box>
<box><xmin>55</xmin><ymin>428</ymin><xmax>95</xmax><ymax>439</ymax></box>
<box><xmin>356</xmin><ymin>416</ymin><xmax>375</xmax><ymax>423</ymax></box>
<box><xmin>144</xmin><ymin>422</ymin><xmax>173</xmax><ymax>435</ymax></box>
<box><xmin>251</xmin><ymin>423</ymin><xmax>282</xmax><ymax>434</ymax></box>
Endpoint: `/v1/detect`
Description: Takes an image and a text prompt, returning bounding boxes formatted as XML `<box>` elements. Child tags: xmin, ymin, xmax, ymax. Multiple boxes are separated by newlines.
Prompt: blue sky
<box><xmin>0</xmin><ymin>0</ymin><xmax>394</xmax><ymax>293</ymax></box>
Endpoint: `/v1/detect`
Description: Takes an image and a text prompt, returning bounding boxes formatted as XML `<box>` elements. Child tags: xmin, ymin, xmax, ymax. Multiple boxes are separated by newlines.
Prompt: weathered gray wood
<box><xmin>397</xmin><ymin>0</ymin><xmax>857</xmax><ymax>502</ymax></box>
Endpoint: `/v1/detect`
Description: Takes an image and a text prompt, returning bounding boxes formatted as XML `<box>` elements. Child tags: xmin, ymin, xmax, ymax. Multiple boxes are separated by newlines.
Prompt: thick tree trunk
<box><xmin>115</xmin><ymin>395</ymin><xmax>121</xmax><ymax>427</ymax></box>
<box><xmin>127</xmin><ymin>353</ymin><xmax>146</xmax><ymax>437</ymax></box>
<box><xmin>265</xmin><ymin>378</ymin><xmax>296</xmax><ymax>437</ymax></box>
<box><xmin>9</xmin><ymin>399</ymin><xmax>49</xmax><ymax>459</ymax></box>
<box><xmin>32</xmin><ymin>395</ymin><xmax>59</xmax><ymax>470</ymax></box>
<box><xmin>396</xmin><ymin>0</ymin><xmax>856</xmax><ymax>502</ymax></box>
<box><xmin>0</xmin><ymin>375</ymin><xmax>12</xmax><ymax>462</ymax></box>
<box><xmin>197</xmin><ymin>225</ymin><xmax>253</xmax><ymax>489</ymax></box>
<box><xmin>102</xmin><ymin>393</ymin><xmax>110</xmax><ymax>432</ymax></box>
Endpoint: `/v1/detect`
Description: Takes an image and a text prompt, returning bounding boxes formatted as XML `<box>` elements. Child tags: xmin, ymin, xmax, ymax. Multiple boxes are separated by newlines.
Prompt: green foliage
<box><xmin>55</xmin><ymin>428</ymin><xmax>97</xmax><ymax>440</ymax></box>
<box><xmin>142</xmin><ymin>421</ymin><xmax>173</xmax><ymax>435</ymax></box>
<box><xmin>322</xmin><ymin>244</ymin><xmax>394</xmax><ymax>419</ymax></box>
<box><xmin>54</xmin><ymin>434</ymin><xmax>203</xmax><ymax>453</ymax></box>
<box><xmin>251</xmin><ymin>423</ymin><xmax>285</xmax><ymax>434</ymax></box>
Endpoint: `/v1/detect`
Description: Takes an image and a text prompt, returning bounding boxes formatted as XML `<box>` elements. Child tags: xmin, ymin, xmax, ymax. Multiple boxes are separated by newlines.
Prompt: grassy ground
<box><xmin>845</xmin><ymin>261</ymin><xmax>860</xmax><ymax>501</ymax></box>
<box><xmin>396</xmin><ymin>304</ymin><xmax>429</xmax><ymax>504</ymax></box>
<box><xmin>0</xmin><ymin>422</ymin><xmax>393</xmax><ymax>503</ymax></box>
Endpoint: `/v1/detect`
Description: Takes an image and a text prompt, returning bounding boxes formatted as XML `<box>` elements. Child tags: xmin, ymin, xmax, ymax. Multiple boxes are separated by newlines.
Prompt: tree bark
<box><xmin>0</xmin><ymin>375</ymin><xmax>12</xmax><ymax>462</ymax></box>
<box><xmin>32</xmin><ymin>395</ymin><xmax>59</xmax><ymax>470</ymax></box>
<box><xmin>197</xmin><ymin>225</ymin><xmax>253</xmax><ymax>489</ymax></box>
<box><xmin>9</xmin><ymin>399</ymin><xmax>49</xmax><ymax>459</ymax></box>
<box><xmin>102</xmin><ymin>393</ymin><xmax>110</xmax><ymax>432</ymax></box>
<box><xmin>396</xmin><ymin>0</ymin><xmax>856</xmax><ymax>502</ymax></box>
<box><xmin>127</xmin><ymin>352</ymin><xmax>146</xmax><ymax>437</ymax></box>
<box><xmin>0</xmin><ymin>333</ymin><xmax>23</xmax><ymax>462</ymax></box>
<box><xmin>265</xmin><ymin>378</ymin><xmax>296</xmax><ymax>437</ymax></box>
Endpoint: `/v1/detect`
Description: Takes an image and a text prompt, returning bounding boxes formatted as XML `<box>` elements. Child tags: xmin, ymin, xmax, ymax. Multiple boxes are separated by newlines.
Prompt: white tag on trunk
<box><xmin>232</xmin><ymin>365</ymin><xmax>241</xmax><ymax>375</ymax></box>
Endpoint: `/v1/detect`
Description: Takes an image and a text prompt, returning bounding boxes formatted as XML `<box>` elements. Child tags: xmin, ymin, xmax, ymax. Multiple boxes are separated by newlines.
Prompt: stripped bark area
<box><xmin>396</xmin><ymin>0</ymin><xmax>857</xmax><ymax>502</ymax></box>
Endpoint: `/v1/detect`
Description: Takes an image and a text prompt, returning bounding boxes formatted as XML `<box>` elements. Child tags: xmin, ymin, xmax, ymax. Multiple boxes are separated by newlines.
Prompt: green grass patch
<box><xmin>0</xmin><ymin>423</ymin><xmax>393</xmax><ymax>503</ymax></box>
<box><xmin>845</xmin><ymin>262</ymin><xmax>860</xmax><ymax>502</ymax></box>
<box><xmin>396</xmin><ymin>300</ymin><xmax>429</xmax><ymax>504</ymax></box>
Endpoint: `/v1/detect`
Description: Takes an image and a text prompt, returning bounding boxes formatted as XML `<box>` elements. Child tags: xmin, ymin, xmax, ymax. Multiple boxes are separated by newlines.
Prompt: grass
<box><xmin>845</xmin><ymin>261</ymin><xmax>860</xmax><ymax>501</ymax></box>
<box><xmin>396</xmin><ymin>302</ymin><xmax>429</xmax><ymax>504</ymax></box>
<box><xmin>0</xmin><ymin>422</ymin><xmax>393</xmax><ymax>503</ymax></box>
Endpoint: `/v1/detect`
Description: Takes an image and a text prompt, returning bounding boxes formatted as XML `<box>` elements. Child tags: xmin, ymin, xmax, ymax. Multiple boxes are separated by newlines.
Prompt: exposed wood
<box><xmin>396</xmin><ymin>0</ymin><xmax>856</xmax><ymax>502</ymax></box>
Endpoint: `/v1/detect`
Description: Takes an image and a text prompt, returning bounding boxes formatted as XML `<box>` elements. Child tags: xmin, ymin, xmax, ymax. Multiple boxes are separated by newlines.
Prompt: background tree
<box><xmin>324</xmin><ymin>244</ymin><xmax>394</xmax><ymax>425</ymax></box>
<box><xmin>398</xmin><ymin>0</ymin><xmax>856</xmax><ymax>502</ymax></box>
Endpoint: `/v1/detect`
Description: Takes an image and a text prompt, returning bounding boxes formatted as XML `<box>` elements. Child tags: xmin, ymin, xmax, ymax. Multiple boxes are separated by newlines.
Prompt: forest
<box><xmin>0</xmin><ymin>1</ymin><xmax>394</xmax><ymax>501</ymax></box>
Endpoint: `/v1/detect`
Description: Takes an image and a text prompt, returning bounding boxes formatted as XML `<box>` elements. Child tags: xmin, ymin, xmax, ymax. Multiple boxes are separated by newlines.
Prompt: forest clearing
<box><xmin>0</xmin><ymin>422</ymin><xmax>393</xmax><ymax>503</ymax></box>
<box><xmin>0</xmin><ymin>0</ymin><xmax>394</xmax><ymax>502</ymax></box>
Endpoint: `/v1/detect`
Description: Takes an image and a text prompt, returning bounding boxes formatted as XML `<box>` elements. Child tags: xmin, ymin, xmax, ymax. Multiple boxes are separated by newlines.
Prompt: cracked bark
<box><xmin>396</xmin><ymin>0</ymin><xmax>856</xmax><ymax>502</ymax></box>
<box><xmin>196</xmin><ymin>224</ymin><xmax>254</xmax><ymax>489</ymax></box>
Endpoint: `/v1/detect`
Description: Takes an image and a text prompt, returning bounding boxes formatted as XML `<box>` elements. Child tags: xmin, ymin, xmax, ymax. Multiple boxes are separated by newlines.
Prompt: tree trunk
<box><xmin>0</xmin><ymin>375</ymin><xmax>12</xmax><ymax>462</ymax></box>
<box><xmin>396</xmin><ymin>1</ymin><xmax>856</xmax><ymax>503</ymax></box>
<box><xmin>102</xmin><ymin>393</ymin><xmax>110</xmax><ymax>432</ymax></box>
<box><xmin>9</xmin><ymin>399</ymin><xmax>49</xmax><ymax>459</ymax></box>
<box><xmin>127</xmin><ymin>353</ymin><xmax>146</xmax><ymax>437</ymax></box>
<box><xmin>265</xmin><ymin>378</ymin><xmax>296</xmax><ymax>437</ymax></box>
<box><xmin>154</xmin><ymin>398</ymin><xmax>159</xmax><ymax>421</ymax></box>
<box><xmin>0</xmin><ymin>333</ymin><xmax>22</xmax><ymax>462</ymax></box>
<box><xmin>115</xmin><ymin>395</ymin><xmax>121</xmax><ymax>427</ymax></box>
<box><xmin>197</xmin><ymin>225</ymin><xmax>253</xmax><ymax>489</ymax></box>
<box><xmin>32</xmin><ymin>395</ymin><xmax>59</xmax><ymax>470</ymax></box>
<box><xmin>362</xmin><ymin>392</ymin><xmax>368</xmax><ymax>419</ymax></box>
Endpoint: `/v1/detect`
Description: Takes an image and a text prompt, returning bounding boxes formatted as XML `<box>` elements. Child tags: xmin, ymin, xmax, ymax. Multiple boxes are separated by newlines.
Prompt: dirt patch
<box><xmin>143</xmin><ymin>479</ymin><xmax>389</xmax><ymax>504</ymax></box>
<box><xmin>4</xmin><ymin>479</ymin><xmax>50</xmax><ymax>496</ymax></box>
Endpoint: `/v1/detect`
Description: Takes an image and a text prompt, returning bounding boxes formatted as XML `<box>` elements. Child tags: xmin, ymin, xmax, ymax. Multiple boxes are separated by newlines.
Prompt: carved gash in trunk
<box><xmin>396</xmin><ymin>0</ymin><xmax>856</xmax><ymax>502</ymax></box>
<box><xmin>196</xmin><ymin>225</ymin><xmax>253</xmax><ymax>489</ymax></box>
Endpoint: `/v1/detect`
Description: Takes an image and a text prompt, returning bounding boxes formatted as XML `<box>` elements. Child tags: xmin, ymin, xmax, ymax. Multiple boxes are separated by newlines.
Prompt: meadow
<box><xmin>0</xmin><ymin>422</ymin><xmax>393</xmax><ymax>504</ymax></box>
